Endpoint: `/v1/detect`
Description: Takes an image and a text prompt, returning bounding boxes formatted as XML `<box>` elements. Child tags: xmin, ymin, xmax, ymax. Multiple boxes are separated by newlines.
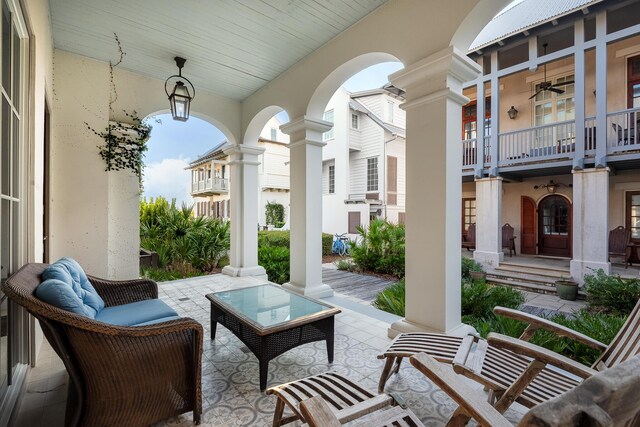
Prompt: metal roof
<box><xmin>187</xmin><ymin>140</ymin><xmax>229</xmax><ymax>168</ymax></box>
<box><xmin>469</xmin><ymin>0</ymin><xmax>603</xmax><ymax>52</ymax></box>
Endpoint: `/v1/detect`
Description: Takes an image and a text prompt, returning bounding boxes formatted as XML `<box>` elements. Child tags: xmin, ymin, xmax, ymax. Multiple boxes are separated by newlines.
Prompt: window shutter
<box><xmin>348</xmin><ymin>212</ymin><xmax>361</xmax><ymax>234</ymax></box>
<box><xmin>387</xmin><ymin>156</ymin><xmax>397</xmax><ymax>206</ymax></box>
<box><xmin>398</xmin><ymin>212</ymin><xmax>405</xmax><ymax>224</ymax></box>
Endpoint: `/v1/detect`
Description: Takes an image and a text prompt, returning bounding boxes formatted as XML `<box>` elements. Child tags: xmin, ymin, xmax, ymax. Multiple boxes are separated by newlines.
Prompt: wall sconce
<box><xmin>165</xmin><ymin>57</ymin><xmax>196</xmax><ymax>122</ymax></box>
<box><xmin>507</xmin><ymin>106</ymin><xmax>518</xmax><ymax>120</ymax></box>
<box><xmin>534</xmin><ymin>179</ymin><xmax>571</xmax><ymax>193</ymax></box>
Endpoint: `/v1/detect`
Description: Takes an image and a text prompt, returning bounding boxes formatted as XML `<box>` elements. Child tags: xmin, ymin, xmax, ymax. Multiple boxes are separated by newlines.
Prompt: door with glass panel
<box><xmin>533</xmin><ymin>75</ymin><xmax>575</xmax><ymax>155</ymax></box>
<box><xmin>537</xmin><ymin>195</ymin><xmax>571</xmax><ymax>257</ymax></box>
<box><xmin>0</xmin><ymin>0</ymin><xmax>27</xmax><ymax>408</ymax></box>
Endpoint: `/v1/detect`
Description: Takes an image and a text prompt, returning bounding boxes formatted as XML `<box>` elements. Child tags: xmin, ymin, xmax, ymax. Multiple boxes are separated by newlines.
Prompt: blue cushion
<box><xmin>36</xmin><ymin>257</ymin><xmax>105</xmax><ymax>318</ymax></box>
<box><xmin>135</xmin><ymin>316</ymin><xmax>181</xmax><ymax>326</ymax></box>
<box><xmin>95</xmin><ymin>299</ymin><xmax>178</xmax><ymax>326</ymax></box>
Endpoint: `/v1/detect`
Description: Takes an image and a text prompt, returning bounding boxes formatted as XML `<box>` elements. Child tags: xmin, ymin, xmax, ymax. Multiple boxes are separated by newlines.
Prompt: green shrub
<box><xmin>275</xmin><ymin>221</ymin><xmax>286</xmax><ymax>228</ymax></box>
<box><xmin>140</xmin><ymin>197</ymin><xmax>230</xmax><ymax>280</ymax></box>
<box><xmin>322</xmin><ymin>233</ymin><xmax>332</xmax><ymax>256</ymax></box>
<box><xmin>336</xmin><ymin>259</ymin><xmax>356</xmax><ymax>272</ymax></box>
<box><xmin>258</xmin><ymin>245</ymin><xmax>290</xmax><ymax>284</ymax></box>
<box><xmin>141</xmin><ymin>266</ymin><xmax>205</xmax><ymax>282</ymax></box>
<box><xmin>461</xmin><ymin>280</ymin><xmax>524</xmax><ymax>319</ymax></box>
<box><xmin>350</xmin><ymin>220</ymin><xmax>405</xmax><ymax>277</ymax></box>
<box><xmin>265</xmin><ymin>201</ymin><xmax>285</xmax><ymax>226</ymax></box>
<box><xmin>461</xmin><ymin>257</ymin><xmax>484</xmax><ymax>280</ymax></box>
<box><xmin>584</xmin><ymin>269</ymin><xmax>640</xmax><ymax>316</ymax></box>
<box><xmin>258</xmin><ymin>230</ymin><xmax>290</xmax><ymax>248</ymax></box>
<box><xmin>373</xmin><ymin>279</ymin><xmax>405</xmax><ymax>316</ymax></box>
<box><xmin>258</xmin><ymin>230</ymin><xmax>333</xmax><ymax>256</ymax></box>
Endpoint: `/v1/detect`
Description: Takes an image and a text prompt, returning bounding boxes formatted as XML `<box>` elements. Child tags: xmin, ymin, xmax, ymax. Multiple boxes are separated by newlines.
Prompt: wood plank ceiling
<box><xmin>49</xmin><ymin>0</ymin><xmax>389</xmax><ymax>101</ymax></box>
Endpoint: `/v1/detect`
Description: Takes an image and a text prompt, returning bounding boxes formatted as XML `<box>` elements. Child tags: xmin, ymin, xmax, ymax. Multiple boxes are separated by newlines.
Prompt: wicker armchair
<box><xmin>1</xmin><ymin>263</ymin><xmax>203</xmax><ymax>427</ymax></box>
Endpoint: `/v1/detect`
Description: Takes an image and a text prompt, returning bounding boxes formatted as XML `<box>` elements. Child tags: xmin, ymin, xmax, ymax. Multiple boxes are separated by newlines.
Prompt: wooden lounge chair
<box><xmin>267</xmin><ymin>371</ymin><xmax>396</xmax><ymax>426</ymax></box>
<box><xmin>299</xmin><ymin>353</ymin><xmax>640</xmax><ymax>426</ymax></box>
<box><xmin>377</xmin><ymin>298</ymin><xmax>640</xmax><ymax>414</ymax></box>
<box><xmin>461</xmin><ymin>223</ymin><xmax>476</xmax><ymax>251</ymax></box>
<box><xmin>2</xmin><ymin>263</ymin><xmax>203</xmax><ymax>427</ymax></box>
<box><xmin>502</xmin><ymin>223</ymin><xmax>516</xmax><ymax>257</ymax></box>
<box><xmin>609</xmin><ymin>225</ymin><xmax>631</xmax><ymax>268</ymax></box>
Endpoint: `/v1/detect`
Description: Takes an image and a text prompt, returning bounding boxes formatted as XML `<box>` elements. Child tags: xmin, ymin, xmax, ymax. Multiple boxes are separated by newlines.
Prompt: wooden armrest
<box><xmin>487</xmin><ymin>333</ymin><xmax>597</xmax><ymax>379</ymax></box>
<box><xmin>409</xmin><ymin>353</ymin><xmax>512</xmax><ymax>427</ymax></box>
<box><xmin>493</xmin><ymin>306</ymin><xmax>607</xmax><ymax>350</ymax></box>
<box><xmin>300</xmin><ymin>396</ymin><xmax>341</xmax><ymax>427</ymax></box>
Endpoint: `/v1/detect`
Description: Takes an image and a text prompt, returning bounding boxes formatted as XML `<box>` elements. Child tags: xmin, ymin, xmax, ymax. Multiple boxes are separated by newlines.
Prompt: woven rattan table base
<box><xmin>210</xmin><ymin>304</ymin><xmax>336</xmax><ymax>390</ymax></box>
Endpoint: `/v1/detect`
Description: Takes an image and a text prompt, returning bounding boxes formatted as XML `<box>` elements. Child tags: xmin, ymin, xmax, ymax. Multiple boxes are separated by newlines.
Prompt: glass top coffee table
<box><xmin>206</xmin><ymin>284</ymin><xmax>341</xmax><ymax>390</ymax></box>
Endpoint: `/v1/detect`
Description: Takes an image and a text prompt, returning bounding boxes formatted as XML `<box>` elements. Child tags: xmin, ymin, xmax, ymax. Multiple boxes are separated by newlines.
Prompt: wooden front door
<box><xmin>538</xmin><ymin>195</ymin><xmax>572</xmax><ymax>257</ymax></box>
<box><xmin>521</xmin><ymin>196</ymin><xmax>537</xmax><ymax>254</ymax></box>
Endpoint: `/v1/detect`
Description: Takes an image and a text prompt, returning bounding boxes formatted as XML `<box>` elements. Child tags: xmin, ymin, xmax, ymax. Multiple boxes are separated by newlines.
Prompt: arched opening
<box><xmin>537</xmin><ymin>194</ymin><xmax>572</xmax><ymax>258</ymax></box>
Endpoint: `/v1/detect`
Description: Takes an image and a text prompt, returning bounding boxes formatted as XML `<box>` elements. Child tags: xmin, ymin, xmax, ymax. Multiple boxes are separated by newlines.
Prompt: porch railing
<box><xmin>191</xmin><ymin>177</ymin><xmax>229</xmax><ymax>194</ymax></box>
<box><xmin>460</xmin><ymin>108</ymin><xmax>640</xmax><ymax>170</ymax></box>
<box><xmin>607</xmin><ymin>108</ymin><xmax>640</xmax><ymax>153</ymax></box>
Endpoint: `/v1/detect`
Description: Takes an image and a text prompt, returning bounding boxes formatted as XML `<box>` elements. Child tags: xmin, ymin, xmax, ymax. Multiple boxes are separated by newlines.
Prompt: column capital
<box><xmin>222</xmin><ymin>143</ymin><xmax>265</xmax><ymax>157</ymax></box>
<box><xmin>280</xmin><ymin>116</ymin><xmax>332</xmax><ymax>145</ymax></box>
<box><xmin>390</xmin><ymin>46</ymin><xmax>481</xmax><ymax>93</ymax></box>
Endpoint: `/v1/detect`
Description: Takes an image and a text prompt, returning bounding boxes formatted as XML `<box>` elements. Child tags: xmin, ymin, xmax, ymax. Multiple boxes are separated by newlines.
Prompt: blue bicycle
<box><xmin>332</xmin><ymin>233</ymin><xmax>350</xmax><ymax>256</ymax></box>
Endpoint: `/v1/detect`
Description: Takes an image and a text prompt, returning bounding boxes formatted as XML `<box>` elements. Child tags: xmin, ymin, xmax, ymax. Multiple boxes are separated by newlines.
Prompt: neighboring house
<box><xmin>460</xmin><ymin>0</ymin><xmax>640</xmax><ymax>281</ymax></box>
<box><xmin>187</xmin><ymin>115</ymin><xmax>290</xmax><ymax>226</ymax></box>
<box><xmin>321</xmin><ymin>87</ymin><xmax>406</xmax><ymax>236</ymax></box>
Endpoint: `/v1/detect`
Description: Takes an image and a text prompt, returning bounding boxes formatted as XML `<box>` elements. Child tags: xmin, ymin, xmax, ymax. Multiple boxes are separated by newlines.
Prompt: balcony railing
<box><xmin>460</xmin><ymin>107</ymin><xmax>640</xmax><ymax>170</ymax></box>
<box><xmin>191</xmin><ymin>177</ymin><xmax>229</xmax><ymax>194</ymax></box>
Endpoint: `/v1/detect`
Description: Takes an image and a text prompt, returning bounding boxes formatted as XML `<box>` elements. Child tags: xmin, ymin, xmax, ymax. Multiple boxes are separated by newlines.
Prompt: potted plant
<box><xmin>555</xmin><ymin>278</ymin><xmax>579</xmax><ymax>301</ymax></box>
<box><xmin>469</xmin><ymin>263</ymin><xmax>486</xmax><ymax>281</ymax></box>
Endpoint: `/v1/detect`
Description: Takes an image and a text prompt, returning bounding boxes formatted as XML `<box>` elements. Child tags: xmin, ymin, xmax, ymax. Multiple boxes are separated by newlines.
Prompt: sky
<box><xmin>141</xmin><ymin>61</ymin><xmax>404</xmax><ymax>205</ymax></box>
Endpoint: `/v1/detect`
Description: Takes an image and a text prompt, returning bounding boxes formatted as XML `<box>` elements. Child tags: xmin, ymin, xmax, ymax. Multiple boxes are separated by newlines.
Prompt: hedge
<box><xmin>258</xmin><ymin>230</ymin><xmax>333</xmax><ymax>256</ymax></box>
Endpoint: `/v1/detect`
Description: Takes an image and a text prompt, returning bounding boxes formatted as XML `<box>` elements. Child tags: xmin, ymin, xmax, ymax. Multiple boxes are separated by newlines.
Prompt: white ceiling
<box><xmin>49</xmin><ymin>0</ymin><xmax>389</xmax><ymax>101</ymax></box>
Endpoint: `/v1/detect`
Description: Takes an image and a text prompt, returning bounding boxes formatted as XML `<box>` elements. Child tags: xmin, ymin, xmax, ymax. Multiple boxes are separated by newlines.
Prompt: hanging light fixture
<box><xmin>534</xmin><ymin>179</ymin><xmax>571</xmax><ymax>194</ymax></box>
<box><xmin>165</xmin><ymin>57</ymin><xmax>195</xmax><ymax>122</ymax></box>
<box><xmin>507</xmin><ymin>106</ymin><xmax>518</xmax><ymax>120</ymax></box>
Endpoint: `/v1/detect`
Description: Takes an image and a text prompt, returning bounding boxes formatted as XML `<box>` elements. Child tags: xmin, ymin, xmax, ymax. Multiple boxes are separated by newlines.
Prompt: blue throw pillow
<box><xmin>36</xmin><ymin>257</ymin><xmax>105</xmax><ymax>318</ymax></box>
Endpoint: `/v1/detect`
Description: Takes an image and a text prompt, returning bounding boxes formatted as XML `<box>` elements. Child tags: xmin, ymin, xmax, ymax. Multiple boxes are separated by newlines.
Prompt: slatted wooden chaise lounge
<box><xmin>297</xmin><ymin>353</ymin><xmax>640</xmax><ymax>427</ymax></box>
<box><xmin>377</xmin><ymin>299</ymin><xmax>640</xmax><ymax>415</ymax></box>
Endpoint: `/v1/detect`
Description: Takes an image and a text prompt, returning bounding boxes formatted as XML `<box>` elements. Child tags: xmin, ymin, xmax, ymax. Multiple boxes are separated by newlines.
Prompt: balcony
<box><xmin>461</xmin><ymin>107</ymin><xmax>640</xmax><ymax>174</ymax></box>
<box><xmin>191</xmin><ymin>177</ymin><xmax>229</xmax><ymax>196</ymax></box>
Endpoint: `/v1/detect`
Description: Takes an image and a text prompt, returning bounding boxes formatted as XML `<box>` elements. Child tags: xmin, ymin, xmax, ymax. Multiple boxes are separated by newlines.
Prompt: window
<box><xmin>462</xmin><ymin>198</ymin><xmax>476</xmax><ymax>237</ymax></box>
<box><xmin>1</xmin><ymin>0</ymin><xmax>27</xmax><ymax>403</ymax></box>
<box><xmin>627</xmin><ymin>191</ymin><xmax>640</xmax><ymax>242</ymax></box>
<box><xmin>532</xmin><ymin>74</ymin><xmax>574</xmax><ymax>146</ymax></box>
<box><xmin>323</xmin><ymin>109</ymin><xmax>334</xmax><ymax>141</ymax></box>
<box><xmin>462</xmin><ymin>98</ymin><xmax>491</xmax><ymax>140</ymax></box>
<box><xmin>628</xmin><ymin>55</ymin><xmax>640</xmax><ymax>108</ymax></box>
<box><xmin>351</xmin><ymin>113</ymin><xmax>358</xmax><ymax>129</ymax></box>
<box><xmin>367</xmin><ymin>157</ymin><xmax>378</xmax><ymax>192</ymax></box>
<box><xmin>386</xmin><ymin>156</ymin><xmax>397</xmax><ymax>205</ymax></box>
<box><xmin>387</xmin><ymin>101</ymin><xmax>394</xmax><ymax>123</ymax></box>
<box><xmin>328</xmin><ymin>165</ymin><xmax>335</xmax><ymax>194</ymax></box>
<box><xmin>270</xmin><ymin>127</ymin><xmax>277</xmax><ymax>141</ymax></box>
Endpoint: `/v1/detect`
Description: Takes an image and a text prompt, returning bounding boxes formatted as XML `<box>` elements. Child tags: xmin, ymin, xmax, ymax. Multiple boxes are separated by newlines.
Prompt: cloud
<box><xmin>142</xmin><ymin>158</ymin><xmax>193</xmax><ymax>206</ymax></box>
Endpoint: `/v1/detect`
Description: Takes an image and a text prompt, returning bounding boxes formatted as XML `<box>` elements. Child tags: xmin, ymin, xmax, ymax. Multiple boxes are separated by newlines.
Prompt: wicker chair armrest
<box><xmin>88</xmin><ymin>275</ymin><xmax>158</xmax><ymax>306</ymax></box>
<box><xmin>409</xmin><ymin>353</ymin><xmax>512</xmax><ymax>427</ymax></box>
<box><xmin>493</xmin><ymin>306</ymin><xmax>607</xmax><ymax>350</ymax></box>
<box><xmin>487</xmin><ymin>333</ymin><xmax>597</xmax><ymax>379</ymax></box>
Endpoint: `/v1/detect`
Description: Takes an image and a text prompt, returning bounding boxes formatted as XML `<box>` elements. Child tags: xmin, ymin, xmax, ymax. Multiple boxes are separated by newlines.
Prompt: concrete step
<box><xmin>496</xmin><ymin>261</ymin><xmax>569</xmax><ymax>277</ymax></box>
<box><xmin>487</xmin><ymin>270</ymin><xmax>558</xmax><ymax>286</ymax></box>
<box><xmin>493</xmin><ymin>265</ymin><xmax>568</xmax><ymax>280</ymax></box>
<box><xmin>486</xmin><ymin>277</ymin><xmax>557</xmax><ymax>295</ymax></box>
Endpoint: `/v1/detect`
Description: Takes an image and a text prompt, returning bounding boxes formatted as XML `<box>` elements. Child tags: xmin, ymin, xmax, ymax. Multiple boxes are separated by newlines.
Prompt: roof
<box><xmin>349</xmin><ymin>99</ymin><xmax>405</xmax><ymax>138</ymax></box>
<box><xmin>469</xmin><ymin>0</ymin><xmax>603</xmax><ymax>52</ymax></box>
<box><xmin>187</xmin><ymin>140</ymin><xmax>229</xmax><ymax>168</ymax></box>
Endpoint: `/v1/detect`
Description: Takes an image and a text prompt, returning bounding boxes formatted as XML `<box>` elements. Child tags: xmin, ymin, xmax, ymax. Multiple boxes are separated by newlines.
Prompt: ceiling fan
<box><xmin>529</xmin><ymin>43</ymin><xmax>575</xmax><ymax>99</ymax></box>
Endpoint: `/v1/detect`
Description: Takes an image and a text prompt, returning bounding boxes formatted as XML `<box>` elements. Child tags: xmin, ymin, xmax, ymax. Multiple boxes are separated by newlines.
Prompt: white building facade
<box><xmin>321</xmin><ymin>88</ymin><xmax>406</xmax><ymax>236</ymax></box>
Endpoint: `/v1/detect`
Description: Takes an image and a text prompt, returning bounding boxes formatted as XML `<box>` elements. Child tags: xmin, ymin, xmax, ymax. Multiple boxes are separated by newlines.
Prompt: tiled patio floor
<box><xmin>14</xmin><ymin>274</ymin><xmax>526</xmax><ymax>427</ymax></box>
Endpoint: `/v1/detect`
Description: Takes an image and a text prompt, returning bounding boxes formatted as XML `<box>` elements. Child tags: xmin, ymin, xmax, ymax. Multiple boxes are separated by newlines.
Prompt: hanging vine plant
<box><xmin>87</xmin><ymin>110</ymin><xmax>152</xmax><ymax>179</ymax></box>
<box><xmin>84</xmin><ymin>33</ymin><xmax>156</xmax><ymax>181</ymax></box>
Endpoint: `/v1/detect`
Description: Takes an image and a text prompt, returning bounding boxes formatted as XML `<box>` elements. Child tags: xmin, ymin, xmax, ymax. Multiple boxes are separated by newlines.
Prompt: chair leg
<box><xmin>446</xmin><ymin>407</ymin><xmax>472</xmax><ymax>427</ymax></box>
<box><xmin>378</xmin><ymin>356</ymin><xmax>397</xmax><ymax>393</ymax></box>
<box><xmin>392</xmin><ymin>357</ymin><xmax>403</xmax><ymax>375</ymax></box>
<box><xmin>272</xmin><ymin>398</ymin><xmax>285</xmax><ymax>427</ymax></box>
<box><xmin>194</xmin><ymin>410</ymin><xmax>201</xmax><ymax>425</ymax></box>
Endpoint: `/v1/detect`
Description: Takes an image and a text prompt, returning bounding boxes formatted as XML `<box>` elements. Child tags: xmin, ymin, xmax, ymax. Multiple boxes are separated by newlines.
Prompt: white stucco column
<box><xmin>474</xmin><ymin>177</ymin><xmax>504</xmax><ymax>268</ymax></box>
<box><xmin>388</xmin><ymin>46</ymin><xmax>479</xmax><ymax>337</ymax></box>
<box><xmin>570</xmin><ymin>168</ymin><xmax>610</xmax><ymax>284</ymax></box>
<box><xmin>221</xmin><ymin>144</ymin><xmax>268</xmax><ymax>279</ymax></box>
<box><xmin>280</xmin><ymin>117</ymin><xmax>333</xmax><ymax>298</ymax></box>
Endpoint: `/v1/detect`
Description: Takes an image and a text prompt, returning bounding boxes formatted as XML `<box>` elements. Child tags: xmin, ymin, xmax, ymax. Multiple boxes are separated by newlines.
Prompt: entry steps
<box><xmin>485</xmin><ymin>261</ymin><xmax>584</xmax><ymax>298</ymax></box>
